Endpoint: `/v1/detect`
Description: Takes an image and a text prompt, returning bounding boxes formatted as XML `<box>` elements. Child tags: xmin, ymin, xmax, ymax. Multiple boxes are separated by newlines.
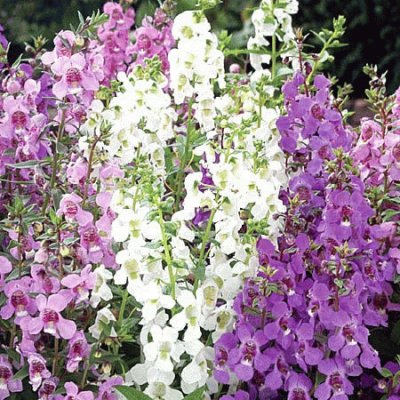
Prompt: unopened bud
<box><xmin>75</xmin><ymin>36</ymin><xmax>85</xmax><ymax>47</ymax></box>
<box><xmin>33</xmin><ymin>222</ymin><xmax>44</xmax><ymax>235</ymax></box>
<box><xmin>101</xmin><ymin>362</ymin><xmax>112</xmax><ymax>374</ymax></box>
<box><xmin>229</xmin><ymin>63</ymin><xmax>240</xmax><ymax>74</ymax></box>
<box><xmin>60</xmin><ymin>246</ymin><xmax>70</xmax><ymax>257</ymax></box>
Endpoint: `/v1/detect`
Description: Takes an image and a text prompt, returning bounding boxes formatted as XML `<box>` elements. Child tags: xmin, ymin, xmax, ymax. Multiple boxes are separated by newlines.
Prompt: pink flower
<box><xmin>66</xmin><ymin>331</ymin><xmax>90</xmax><ymax>373</ymax></box>
<box><xmin>96</xmin><ymin>377</ymin><xmax>123</xmax><ymax>400</ymax></box>
<box><xmin>42</xmin><ymin>30</ymin><xmax>76</xmax><ymax>64</ymax></box>
<box><xmin>20</xmin><ymin>294</ymin><xmax>76</xmax><ymax>339</ymax></box>
<box><xmin>0</xmin><ymin>356</ymin><xmax>23</xmax><ymax>400</ymax></box>
<box><xmin>51</xmin><ymin>54</ymin><xmax>99</xmax><ymax>99</ymax></box>
<box><xmin>63</xmin><ymin>382</ymin><xmax>93</xmax><ymax>400</ymax></box>
<box><xmin>27</xmin><ymin>353</ymin><xmax>51</xmax><ymax>391</ymax></box>
<box><xmin>58</xmin><ymin>193</ymin><xmax>93</xmax><ymax>227</ymax></box>
<box><xmin>61</xmin><ymin>265</ymin><xmax>96</xmax><ymax>303</ymax></box>
<box><xmin>66</xmin><ymin>158</ymin><xmax>88</xmax><ymax>185</ymax></box>
<box><xmin>38</xmin><ymin>377</ymin><xmax>59</xmax><ymax>400</ymax></box>
<box><xmin>0</xmin><ymin>96</ymin><xmax>30</xmax><ymax>138</ymax></box>
<box><xmin>79</xmin><ymin>225</ymin><xmax>104</xmax><ymax>264</ymax></box>
<box><xmin>0</xmin><ymin>278</ymin><xmax>37</xmax><ymax>321</ymax></box>
<box><xmin>31</xmin><ymin>264</ymin><xmax>60</xmax><ymax>294</ymax></box>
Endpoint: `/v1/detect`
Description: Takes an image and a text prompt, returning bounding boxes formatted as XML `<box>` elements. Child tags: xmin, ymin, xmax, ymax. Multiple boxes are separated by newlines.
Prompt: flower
<box><xmin>27</xmin><ymin>354</ymin><xmax>51</xmax><ymax>391</ymax></box>
<box><xmin>61</xmin><ymin>265</ymin><xmax>96</xmax><ymax>304</ymax></box>
<box><xmin>315</xmin><ymin>357</ymin><xmax>354</xmax><ymax>400</ymax></box>
<box><xmin>0</xmin><ymin>356</ymin><xmax>23</xmax><ymax>400</ymax></box>
<box><xmin>21</xmin><ymin>294</ymin><xmax>76</xmax><ymax>339</ymax></box>
<box><xmin>63</xmin><ymin>382</ymin><xmax>94</xmax><ymax>400</ymax></box>
<box><xmin>58</xmin><ymin>193</ymin><xmax>93</xmax><ymax>226</ymax></box>
<box><xmin>143</xmin><ymin>325</ymin><xmax>184</xmax><ymax>372</ymax></box>
<box><xmin>66</xmin><ymin>331</ymin><xmax>90</xmax><ymax>372</ymax></box>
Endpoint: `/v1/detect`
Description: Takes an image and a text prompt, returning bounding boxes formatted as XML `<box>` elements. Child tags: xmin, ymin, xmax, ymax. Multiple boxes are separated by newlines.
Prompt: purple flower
<box><xmin>0</xmin><ymin>356</ymin><xmax>23</xmax><ymax>400</ymax></box>
<box><xmin>214</xmin><ymin>332</ymin><xmax>238</xmax><ymax>384</ymax></box>
<box><xmin>63</xmin><ymin>382</ymin><xmax>94</xmax><ymax>400</ymax></box>
<box><xmin>327</xmin><ymin>314</ymin><xmax>369</xmax><ymax>361</ymax></box>
<box><xmin>27</xmin><ymin>353</ymin><xmax>51</xmax><ymax>391</ymax></box>
<box><xmin>20</xmin><ymin>294</ymin><xmax>76</xmax><ymax>339</ymax></box>
<box><xmin>287</xmin><ymin>373</ymin><xmax>312</xmax><ymax>400</ymax></box>
<box><xmin>229</xmin><ymin>324</ymin><xmax>269</xmax><ymax>382</ymax></box>
<box><xmin>58</xmin><ymin>193</ymin><xmax>93</xmax><ymax>227</ymax></box>
<box><xmin>61</xmin><ymin>265</ymin><xmax>96</xmax><ymax>303</ymax></box>
<box><xmin>96</xmin><ymin>376</ymin><xmax>123</xmax><ymax>400</ymax></box>
<box><xmin>315</xmin><ymin>357</ymin><xmax>353</xmax><ymax>400</ymax></box>
<box><xmin>221</xmin><ymin>390</ymin><xmax>249</xmax><ymax>400</ymax></box>
<box><xmin>66</xmin><ymin>331</ymin><xmax>90</xmax><ymax>372</ymax></box>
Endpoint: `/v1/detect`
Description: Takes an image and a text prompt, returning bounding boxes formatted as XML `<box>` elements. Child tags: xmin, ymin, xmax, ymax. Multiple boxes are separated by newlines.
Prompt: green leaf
<box><xmin>115</xmin><ymin>386</ymin><xmax>152</xmax><ymax>400</ymax></box>
<box><xmin>380</xmin><ymin>368</ymin><xmax>393</xmax><ymax>378</ymax></box>
<box><xmin>184</xmin><ymin>387</ymin><xmax>205</xmax><ymax>400</ymax></box>
<box><xmin>13</xmin><ymin>365</ymin><xmax>29</xmax><ymax>380</ymax></box>
<box><xmin>6</xmin><ymin>160</ymin><xmax>40</xmax><ymax>169</ymax></box>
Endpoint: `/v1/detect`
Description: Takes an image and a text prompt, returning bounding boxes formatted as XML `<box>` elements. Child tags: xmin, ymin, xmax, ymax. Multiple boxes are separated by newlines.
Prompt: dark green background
<box><xmin>1</xmin><ymin>0</ymin><xmax>399</xmax><ymax>96</ymax></box>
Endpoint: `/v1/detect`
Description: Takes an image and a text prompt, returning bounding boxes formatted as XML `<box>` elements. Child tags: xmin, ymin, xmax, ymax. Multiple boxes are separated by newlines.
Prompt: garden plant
<box><xmin>0</xmin><ymin>0</ymin><xmax>399</xmax><ymax>399</ymax></box>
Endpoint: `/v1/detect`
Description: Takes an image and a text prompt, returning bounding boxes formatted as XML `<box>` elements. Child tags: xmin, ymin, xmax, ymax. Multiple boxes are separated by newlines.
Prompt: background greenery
<box><xmin>1</xmin><ymin>0</ymin><xmax>399</xmax><ymax>96</ymax></box>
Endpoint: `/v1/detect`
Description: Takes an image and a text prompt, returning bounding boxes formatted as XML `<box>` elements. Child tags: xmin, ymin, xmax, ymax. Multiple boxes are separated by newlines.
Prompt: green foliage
<box><xmin>296</xmin><ymin>0</ymin><xmax>400</xmax><ymax>95</ymax></box>
<box><xmin>116</xmin><ymin>386</ymin><xmax>153</xmax><ymax>400</ymax></box>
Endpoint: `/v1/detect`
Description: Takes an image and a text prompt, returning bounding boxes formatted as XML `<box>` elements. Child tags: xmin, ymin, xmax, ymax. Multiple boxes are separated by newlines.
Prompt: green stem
<box><xmin>118</xmin><ymin>290</ymin><xmax>129</xmax><ymax>324</ymax></box>
<box><xmin>158</xmin><ymin>206</ymin><xmax>176</xmax><ymax>299</ymax></box>
<box><xmin>306</xmin><ymin>35</ymin><xmax>336</xmax><ymax>86</ymax></box>
<box><xmin>82</xmin><ymin>133</ymin><xmax>102</xmax><ymax>207</ymax></box>
<box><xmin>52</xmin><ymin>337</ymin><xmax>59</xmax><ymax>375</ymax></box>
<box><xmin>80</xmin><ymin>361</ymin><xmax>90</xmax><ymax>389</ymax></box>
<box><xmin>271</xmin><ymin>34</ymin><xmax>277</xmax><ymax>80</ymax></box>
<box><xmin>193</xmin><ymin>202</ymin><xmax>218</xmax><ymax>292</ymax></box>
<box><xmin>42</xmin><ymin>110</ymin><xmax>66</xmax><ymax>215</ymax></box>
<box><xmin>174</xmin><ymin>99</ymin><xmax>194</xmax><ymax>211</ymax></box>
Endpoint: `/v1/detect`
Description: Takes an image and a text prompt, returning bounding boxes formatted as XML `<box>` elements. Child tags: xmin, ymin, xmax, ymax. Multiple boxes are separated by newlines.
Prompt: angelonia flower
<box><xmin>0</xmin><ymin>1</ymin><xmax>400</xmax><ymax>399</ymax></box>
<box><xmin>248</xmin><ymin>0</ymin><xmax>298</xmax><ymax>71</ymax></box>
<box><xmin>168</xmin><ymin>10</ymin><xmax>225</xmax><ymax>130</ymax></box>
<box><xmin>97</xmin><ymin>4</ymin><xmax>294</xmax><ymax>396</ymax></box>
<box><xmin>214</xmin><ymin>72</ymin><xmax>400</xmax><ymax>399</ymax></box>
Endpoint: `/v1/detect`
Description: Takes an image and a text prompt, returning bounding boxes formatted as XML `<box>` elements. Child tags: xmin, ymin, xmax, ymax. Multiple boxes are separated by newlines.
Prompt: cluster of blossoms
<box><xmin>1</xmin><ymin>1</ymin><xmax>400</xmax><ymax>400</ymax></box>
<box><xmin>214</xmin><ymin>55</ymin><xmax>400</xmax><ymax>400</ymax></box>
<box><xmin>248</xmin><ymin>0</ymin><xmax>298</xmax><ymax>72</ymax></box>
<box><xmin>77</xmin><ymin>2</ymin><xmax>295</xmax><ymax>398</ymax></box>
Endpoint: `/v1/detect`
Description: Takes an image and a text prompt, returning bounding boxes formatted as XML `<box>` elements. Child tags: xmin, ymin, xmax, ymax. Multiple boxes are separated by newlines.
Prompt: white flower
<box><xmin>172</xmin><ymin>11</ymin><xmax>211</xmax><ymax>39</ymax></box>
<box><xmin>90</xmin><ymin>265</ymin><xmax>113</xmax><ymax>307</ymax></box>
<box><xmin>144</xmin><ymin>382</ymin><xmax>183</xmax><ymax>400</ymax></box>
<box><xmin>143</xmin><ymin>325</ymin><xmax>184</xmax><ymax>372</ymax></box>
<box><xmin>114</xmin><ymin>250</ymin><xmax>144</xmax><ymax>295</ymax></box>
<box><xmin>135</xmin><ymin>282</ymin><xmax>175</xmax><ymax>323</ymax></box>
<box><xmin>88</xmin><ymin>306</ymin><xmax>117</xmax><ymax>340</ymax></box>
<box><xmin>170</xmin><ymin>291</ymin><xmax>201</xmax><ymax>341</ymax></box>
<box><xmin>127</xmin><ymin>362</ymin><xmax>175</xmax><ymax>387</ymax></box>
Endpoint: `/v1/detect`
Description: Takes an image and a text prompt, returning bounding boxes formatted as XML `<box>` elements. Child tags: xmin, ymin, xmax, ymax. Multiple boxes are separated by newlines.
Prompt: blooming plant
<box><xmin>0</xmin><ymin>1</ymin><xmax>399</xmax><ymax>400</ymax></box>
